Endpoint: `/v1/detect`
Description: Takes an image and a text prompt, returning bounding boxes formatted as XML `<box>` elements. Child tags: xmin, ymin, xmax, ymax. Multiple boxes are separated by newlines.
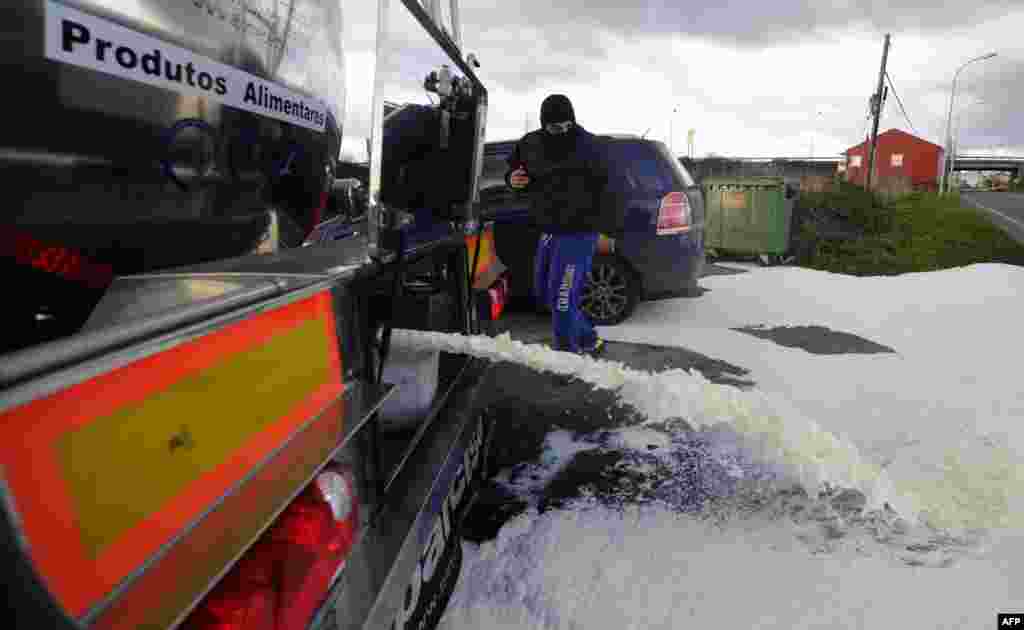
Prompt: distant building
<box><xmin>843</xmin><ymin>129</ymin><xmax>944</xmax><ymax>191</ymax></box>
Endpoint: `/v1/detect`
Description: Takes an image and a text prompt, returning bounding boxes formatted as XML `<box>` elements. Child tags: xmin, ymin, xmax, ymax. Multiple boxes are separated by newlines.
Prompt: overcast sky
<box><xmin>338</xmin><ymin>0</ymin><xmax>1024</xmax><ymax>161</ymax></box>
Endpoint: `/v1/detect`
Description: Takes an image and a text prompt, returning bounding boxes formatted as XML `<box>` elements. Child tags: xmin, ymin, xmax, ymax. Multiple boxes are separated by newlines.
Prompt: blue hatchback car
<box><xmin>478</xmin><ymin>136</ymin><xmax>705</xmax><ymax>324</ymax></box>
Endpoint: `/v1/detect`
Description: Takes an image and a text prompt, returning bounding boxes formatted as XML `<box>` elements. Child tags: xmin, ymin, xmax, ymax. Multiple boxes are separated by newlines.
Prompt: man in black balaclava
<box><xmin>504</xmin><ymin>94</ymin><xmax>621</xmax><ymax>356</ymax></box>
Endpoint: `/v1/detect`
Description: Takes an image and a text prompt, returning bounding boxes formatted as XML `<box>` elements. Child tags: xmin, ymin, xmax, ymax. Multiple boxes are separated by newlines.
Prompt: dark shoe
<box><xmin>580</xmin><ymin>338</ymin><xmax>606</xmax><ymax>357</ymax></box>
<box><xmin>551</xmin><ymin>336</ymin><xmax>571</xmax><ymax>353</ymax></box>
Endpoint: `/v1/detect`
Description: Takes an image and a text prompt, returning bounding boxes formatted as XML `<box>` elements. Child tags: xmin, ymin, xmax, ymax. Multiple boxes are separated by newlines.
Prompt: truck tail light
<box><xmin>488</xmin><ymin>275</ymin><xmax>509</xmax><ymax>321</ymax></box>
<box><xmin>2</xmin><ymin>227</ymin><xmax>114</xmax><ymax>290</ymax></box>
<box><xmin>476</xmin><ymin>274</ymin><xmax>508</xmax><ymax>323</ymax></box>
<box><xmin>656</xmin><ymin>192</ymin><xmax>691</xmax><ymax>235</ymax></box>
<box><xmin>185</xmin><ymin>466</ymin><xmax>358</xmax><ymax>630</ymax></box>
<box><xmin>183</xmin><ymin>545</ymin><xmax>277</xmax><ymax>630</ymax></box>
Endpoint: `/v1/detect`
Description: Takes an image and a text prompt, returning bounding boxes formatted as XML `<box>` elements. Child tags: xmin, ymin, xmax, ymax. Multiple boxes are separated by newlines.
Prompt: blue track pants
<box><xmin>534</xmin><ymin>232</ymin><xmax>599</xmax><ymax>353</ymax></box>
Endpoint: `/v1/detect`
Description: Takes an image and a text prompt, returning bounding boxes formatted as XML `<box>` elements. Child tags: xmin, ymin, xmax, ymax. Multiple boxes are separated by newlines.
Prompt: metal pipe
<box><xmin>449</xmin><ymin>0</ymin><xmax>462</xmax><ymax>48</ymax></box>
<box><xmin>367</xmin><ymin>0</ymin><xmax>392</xmax><ymax>259</ymax></box>
<box><xmin>466</xmin><ymin>93</ymin><xmax>489</xmax><ymax>223</ymax></box>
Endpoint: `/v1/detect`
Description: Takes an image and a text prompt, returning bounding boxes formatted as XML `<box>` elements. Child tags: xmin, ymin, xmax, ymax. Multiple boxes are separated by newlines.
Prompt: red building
<box><xmin>844</xmin><ymin>129</ymin><xmax>945</xmax><ymax>190</ymax></box>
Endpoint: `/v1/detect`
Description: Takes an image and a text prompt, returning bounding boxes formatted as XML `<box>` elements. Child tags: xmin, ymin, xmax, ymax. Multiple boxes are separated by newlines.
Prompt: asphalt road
<box><xmin>961</xmin><ymin>192</ymin><xmax>1024</xmax><ymax>245</ymax></box>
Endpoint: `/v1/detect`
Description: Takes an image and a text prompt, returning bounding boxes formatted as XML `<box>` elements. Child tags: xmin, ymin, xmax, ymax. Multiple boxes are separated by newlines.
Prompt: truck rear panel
<box><xmin>2</xmin><ymin>1</ymin><xmax>496</xmax><ymax>628</ymax></box>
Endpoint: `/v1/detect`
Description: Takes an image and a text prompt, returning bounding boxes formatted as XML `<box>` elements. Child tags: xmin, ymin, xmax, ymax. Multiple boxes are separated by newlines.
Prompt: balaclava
<box><xmin>540</xmin><ymin>94</ymin><xmax>576</xmax><ymax>127</ymax></box>
<box><xmin>539</xmin><ymin>94</ymin><xmax>578</xmax><ymax>161</ymax></box>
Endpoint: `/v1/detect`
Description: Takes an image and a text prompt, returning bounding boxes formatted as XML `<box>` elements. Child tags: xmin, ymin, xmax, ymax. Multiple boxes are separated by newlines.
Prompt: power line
<box><xmin>884</xmin><ymin>71</ymin><xmax>917</xmax><ymax>135</ymax></box>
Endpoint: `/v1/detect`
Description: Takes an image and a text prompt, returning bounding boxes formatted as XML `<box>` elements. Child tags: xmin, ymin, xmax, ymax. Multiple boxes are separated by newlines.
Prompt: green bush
<box><xmin>796</xmin><ymin>181</ymin><xmax>895</xmax><ymax>234</ymax></box>
<box><xmin>795</xmin><ymin>189</ymin><xmax>1024</xmax><ymax>275</ymax></box>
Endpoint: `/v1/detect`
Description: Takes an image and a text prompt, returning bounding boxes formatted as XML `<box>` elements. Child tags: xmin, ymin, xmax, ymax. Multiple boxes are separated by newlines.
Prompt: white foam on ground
<box><xmin>394</xmin><ymin>329</ymin><xmax>919</xmax><ymax>524</ymax></box>
<box><xmin>440</xmin><ymin>504</ymin><xmax>1024</xmax><ymax>630</ymax></box>
<box><xmin>596</xmin><ymin>263</ymin><xmax>1024</xmax><ymax>532</ymax></box>
<box><xmin>397</xmin><ymin>263</ymin><xmax>1024</xmax><ymax>629</ymax></box>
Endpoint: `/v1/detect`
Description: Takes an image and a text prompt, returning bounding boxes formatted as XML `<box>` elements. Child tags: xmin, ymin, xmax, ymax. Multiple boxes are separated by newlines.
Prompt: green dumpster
<box><xmin>703</xmin><ymin>176</ymin><xmax>795</xmax><ymax>261</ymax></box>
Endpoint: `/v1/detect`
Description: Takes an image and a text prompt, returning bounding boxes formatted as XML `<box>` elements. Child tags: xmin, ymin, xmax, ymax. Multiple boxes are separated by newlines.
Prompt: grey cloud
<box><xmin>335</xmin><ymin>0</ymin><xmax>1021</xmax><ymax>155</ymax></box>
<box><xmin>466</xmin><ymin>26</ymin><xmax>607</xmax><ymax>93</ymax></box>
<box><xmin>872</xmin><ymin>57</ymin><xmax>1024</xmax><ymax>149</ymax></box>
<box><xmin>947</xmin><ymin>62</ymin><xmax>1024</xmax><ymax>148</ymax></box>
<box><xmin>462</xmin><ymin>1</ymin><xmax>1021</xmax><ymax>50</ymax></box>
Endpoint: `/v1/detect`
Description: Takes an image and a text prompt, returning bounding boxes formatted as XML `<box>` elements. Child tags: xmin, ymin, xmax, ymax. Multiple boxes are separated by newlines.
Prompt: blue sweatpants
<box><xmin>534</xmin><ymin>232</ymin><xmax>599</xmax><ymax>353</ymax></box>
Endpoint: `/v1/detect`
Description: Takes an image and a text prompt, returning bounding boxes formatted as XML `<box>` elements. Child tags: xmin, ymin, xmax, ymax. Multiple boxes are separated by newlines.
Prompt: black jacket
<box><xmin>504</xmin><ymin>126</ymin><xmax>623</xmax><ymax>235</ymax></box>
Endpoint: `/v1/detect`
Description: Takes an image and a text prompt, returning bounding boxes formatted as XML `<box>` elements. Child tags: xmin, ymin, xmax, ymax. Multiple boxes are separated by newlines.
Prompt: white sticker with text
<box><xmin>44</xmin><ymin>0</ymin><xmax>327</xmax><ymax>132</ymax></box>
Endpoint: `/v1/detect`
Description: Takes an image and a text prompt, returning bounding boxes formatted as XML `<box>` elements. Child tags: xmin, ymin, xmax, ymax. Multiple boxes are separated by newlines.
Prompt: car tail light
<box><xmin>656</xmin><ymin>192</ymin><xmax>691</xmax><ymax>235</ymax></box>
<box><xmin>185</xmin><ymin>466</ymin><xmax>358</xmax><ymax>630</ymax></box>
<box><xmin>596</xmin><ymin>234</ymin><xmax>615</xmax><ymax>255</ymax></box>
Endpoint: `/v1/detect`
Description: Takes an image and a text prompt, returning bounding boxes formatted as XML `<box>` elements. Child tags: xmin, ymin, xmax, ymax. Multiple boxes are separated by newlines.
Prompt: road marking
<box><xmin>963</xmin><ymin>195</ymin><xmax>1024</xmax><ymax>234</ymax></box>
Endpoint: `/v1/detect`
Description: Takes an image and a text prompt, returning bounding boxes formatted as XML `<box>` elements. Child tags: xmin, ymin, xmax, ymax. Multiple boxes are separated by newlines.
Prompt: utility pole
<box><xmin>865</xmin><ymin>33</ymin><xmax>891</xmax><ymax>193</ymax></box>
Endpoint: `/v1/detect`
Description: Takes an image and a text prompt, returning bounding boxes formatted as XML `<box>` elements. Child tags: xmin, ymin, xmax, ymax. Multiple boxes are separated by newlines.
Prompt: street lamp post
<box><xmin>953</xmin><ymin>97</ymin><xmax>986</xmax><ymax>189</ymax></box>
<box><xmin>669</xmin><ymin>107</ymin><xmax>678</xmax><ymax>156</ymax></box>
<box><xmin>810</xmin><ymin>110</ymin><xmax>823</xmax><ymax>158</ymax></box>
<box><xmin>940</xmin><ymin>52</ymin><xmax>997</xmax><ymax>195</ymax></box>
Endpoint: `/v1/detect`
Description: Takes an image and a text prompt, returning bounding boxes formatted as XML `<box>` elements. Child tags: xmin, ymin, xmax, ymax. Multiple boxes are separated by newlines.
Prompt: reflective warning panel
<box><xmin>0</xmin><ymin>290</ymin><xmax>344</xmax><ymax>626</ymax></box>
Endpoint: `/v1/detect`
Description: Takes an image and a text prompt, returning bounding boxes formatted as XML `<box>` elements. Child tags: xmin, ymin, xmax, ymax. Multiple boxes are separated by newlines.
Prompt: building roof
<box><xmin>844</xmin><ymin>128</ymin><xmax>944</xmax><ymax>154</ymax></box>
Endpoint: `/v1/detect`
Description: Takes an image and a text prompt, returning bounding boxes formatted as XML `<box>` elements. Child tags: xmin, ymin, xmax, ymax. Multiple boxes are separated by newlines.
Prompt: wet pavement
<box><xmin>733</xmin><ymin>325</ymin><xmax>896</xmax><ymax>355</ymax></box>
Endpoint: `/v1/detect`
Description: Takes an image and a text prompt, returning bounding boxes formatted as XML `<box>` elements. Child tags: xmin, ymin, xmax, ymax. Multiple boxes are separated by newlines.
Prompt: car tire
<box><xmin>582</xmin><ymin>255</ymin><xmax>640</xmax><ymax>326</ymax></box>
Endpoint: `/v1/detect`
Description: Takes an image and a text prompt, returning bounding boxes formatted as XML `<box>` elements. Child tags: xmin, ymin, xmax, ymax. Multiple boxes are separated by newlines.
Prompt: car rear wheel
<box><xmin>582</xmin><ymin>255</ymin><xmax>640</xmax><ymax>325</ymax></box>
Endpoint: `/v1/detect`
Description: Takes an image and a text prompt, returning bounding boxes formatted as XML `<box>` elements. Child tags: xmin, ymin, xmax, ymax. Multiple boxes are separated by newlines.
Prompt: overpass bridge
<box><xmin>679</xmin><ymin>156</ymin><xmax>840</xmax><ymax>180</ymax></box>
<box><xmin>678</xmin><ymin>155</ymin><xmax>1024</xmax><ymax>181</ymax></box>
<box><xmin>949</xmin><ymin>155</ymin><xmax>1024</xmax><ymax>175</ymax></box>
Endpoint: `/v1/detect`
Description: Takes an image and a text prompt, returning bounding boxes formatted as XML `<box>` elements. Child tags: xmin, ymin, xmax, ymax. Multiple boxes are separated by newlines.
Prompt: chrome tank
<box><xmin>2</xmin><ymin>0</ymin><xmax>347</xmax><ymax>350</ymax></box>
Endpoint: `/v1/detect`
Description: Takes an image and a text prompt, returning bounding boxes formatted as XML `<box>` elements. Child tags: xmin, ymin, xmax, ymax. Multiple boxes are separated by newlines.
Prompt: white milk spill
<box><xmin>389</xmin><ymin>265</ymin><xmax>1024</xmax><ymax>629</ymax></box>
<box><xmin>393</xmin><ymin>329</ymin><xmax>1022</xmax><ymax>539</ymax></box>
<box><xmin>396</xmin><ymin>331</ymin><xmax>914</xmax><ymax>512</ymax></box>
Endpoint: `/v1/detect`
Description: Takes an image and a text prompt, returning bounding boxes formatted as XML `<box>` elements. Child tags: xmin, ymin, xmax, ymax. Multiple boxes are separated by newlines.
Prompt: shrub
<box><xmin>793</xmin><ymin>189</ymin><xmax>1024</xmax><ymax>275</ymax></box>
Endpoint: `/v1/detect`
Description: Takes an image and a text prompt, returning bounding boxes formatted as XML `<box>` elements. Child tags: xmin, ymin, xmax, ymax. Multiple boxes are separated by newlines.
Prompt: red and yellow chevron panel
<box><xmin>466</xmin><ymin>226</ymin><xmax>505</xmax><ymax>290</ymax></box>
<box><xmin>0</xmin><ymin>290</ymin><xmax>344</xmax><ymax>623</ymax></box>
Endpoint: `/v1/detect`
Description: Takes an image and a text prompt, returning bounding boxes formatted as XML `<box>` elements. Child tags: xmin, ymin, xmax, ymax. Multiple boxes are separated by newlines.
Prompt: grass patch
<box><xmin>796</xmin><ymin>187</ymin><xmax>1024</xmax><ymax>275</ymax></box>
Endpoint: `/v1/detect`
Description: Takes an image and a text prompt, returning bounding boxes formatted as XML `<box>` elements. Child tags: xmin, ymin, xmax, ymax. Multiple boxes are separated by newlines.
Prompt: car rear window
<box><xmin>481</xmin><ymin>154</ymin><xmax>509</xmax><ymax>185</ymax></box>
<box><xmin>606</xmin><ymin>141</ymin><xmax>696</xmax><ymax>194</ymax></box>
<box><xmin>478</xmin><ymin>153</ymin><xmax>520</xmax><ymax>211</ymax></box>
<box><xmin>653</xmin><ymin>142</ymin><xmax>698</xmax><ymax>188</ymax></box>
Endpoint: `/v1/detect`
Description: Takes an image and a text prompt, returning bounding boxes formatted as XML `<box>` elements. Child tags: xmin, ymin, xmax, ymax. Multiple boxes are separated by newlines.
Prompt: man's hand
<box><xmin>509</xmin><ymin>168</ymin><xmax>530</xmax><ymax>189</ymax></box>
